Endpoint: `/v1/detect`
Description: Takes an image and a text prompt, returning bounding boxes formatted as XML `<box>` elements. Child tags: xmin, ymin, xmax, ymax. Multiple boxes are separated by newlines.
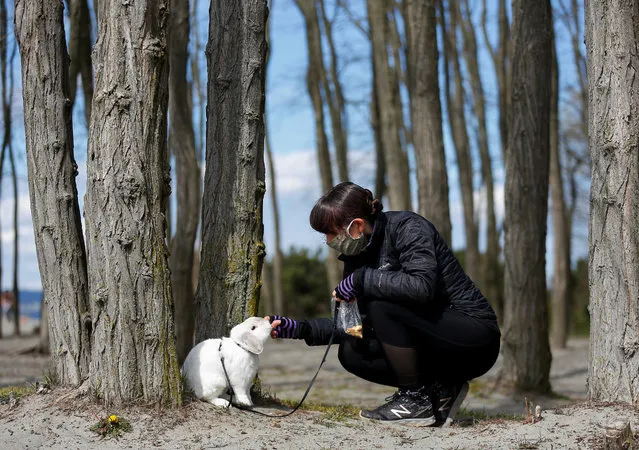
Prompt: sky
<box><xmin>0</xmin><ymin>0</ymin><xmax>589</xmax><ymax>291</ymax></box>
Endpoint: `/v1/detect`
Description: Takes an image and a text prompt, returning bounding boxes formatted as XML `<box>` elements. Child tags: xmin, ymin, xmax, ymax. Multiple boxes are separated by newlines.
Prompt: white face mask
<box><xmin>326</xmin><ymin>220</ymin><xmax>368</xmax><ymax>256</ymax></box>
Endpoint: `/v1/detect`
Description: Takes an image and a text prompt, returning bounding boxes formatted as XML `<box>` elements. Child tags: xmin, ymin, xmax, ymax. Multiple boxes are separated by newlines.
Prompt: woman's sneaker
<box><xmin>360</xmin><ymin>386</ymin><xmax>436</xmax><ymax>424</ymax></box>
<box><xmin>429</xmin><ymin>381</ymin><xmax>469</xmax><ymax>427</ymax></box>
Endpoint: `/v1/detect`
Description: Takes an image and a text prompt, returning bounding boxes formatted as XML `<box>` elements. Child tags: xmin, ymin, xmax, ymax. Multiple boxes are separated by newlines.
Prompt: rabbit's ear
<box><xmin>239</xmin><ymin>332</ymin><xmax>263</xmax><ymax>355</ymax></box>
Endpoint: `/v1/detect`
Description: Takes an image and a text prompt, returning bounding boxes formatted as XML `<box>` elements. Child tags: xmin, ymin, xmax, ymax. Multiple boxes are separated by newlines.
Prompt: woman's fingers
<box><xmin>269</xmin><ymin>319</ymin><xmax>281</xmax><ymax>338</ymax></box>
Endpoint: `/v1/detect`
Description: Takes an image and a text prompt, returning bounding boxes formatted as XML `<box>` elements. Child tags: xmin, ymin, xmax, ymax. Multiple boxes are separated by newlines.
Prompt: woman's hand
<box><xmin>264</xmin><ymin>316</ymin><xmax>282</xmax><ymax>338</ymax></box>
<box><xmin>334</xmin><ymin>273</ymin><xmax>359</xmax><ymax>302</ymax></box>
<box><xmin>332</xmin><ymin>290</ymin><xmax>354</xmax><ymax>303</ymax></box>
<box><xmin>265</xmin><ymin>315</ymin><xmax>299</xmax><ymax>339</ymax></box>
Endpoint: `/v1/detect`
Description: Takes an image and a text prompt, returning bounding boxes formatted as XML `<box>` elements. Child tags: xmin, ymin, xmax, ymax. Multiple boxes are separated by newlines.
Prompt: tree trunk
<box><xmin>549</xmin><ymin>39</ymin><xmax>571</xmax><ymax>349</ymax></box>
<box><xmin>264</xmin><ymin>133</ymin><xmax>285</xmax><ymax>314</ymax></box>
<box><xmin>264</xmin><ymin>9</ymin><xmax>285</xmax><ymax>316</ymax></box>
<box><xmin>442</xmin><ymin>0</ymin><xmax>477</xmax><ymax>266</ymax></box>
<box><xmin>569</xmin><ymin>0</ymin><xmax>587</xmax><ymax>133</ymax></box>
<box><xmin>482</xmin><ymin>0</ymin><xmax>510</xmax><ymax>165</ymax></box>
<box><xmin>460</xmin><ymin>0</ymin><xmax>501</xmax><ymax>319</ymax></box>
<box><xmin>0</xmin><ymin>0</ymin><xmax>8</xmax><ymax>339</ymax></box>
<box><xmin>295</xmin><ymin>0</ymin><xmax>341</xmax><ymax>291</ymax></box>
<box><xmin>85</xmin><ymin>0</ymin><xmax>181</xmax><ymax>406</ymax></box>
<box><xmin>168</xmin><ymin>0</ymin><xmax>201</xmax><ymax>366</ymax></box>
<box><xmin>15</xmin><ymin>0</ymin><xmax>90</xmax><ymax>384</ymax></box>
<box><xmin>371</xmin><ymin>56</ymin><xmax>386</xmax><ymax>200</ymax></box>
<box><xmin>195</xmin><ymin>0</ymin><xmax>268</xmax><ymax>341</ymax></box>
<box><xmin>9</xmin><ymin>142</ymin><xmax>18</xmax><ymax>336</ymax></box>
<box><xmin>501</xmin><ymin>0</ymin><xmax>552</xmax><ymax>393</ymax></box>
<box><xmin>586</xmin><ymin>0</ymin><xmax>639</xmax><ymax>404</ymax></box>
<box><xmin>67</xmin><ymin>0</ymin><xmax>93</xmax><ymax>124</ymax></box>
<box><xmin>405</xmin><ymin>0</ymin><xmax>452</xmax><ymax>244</ymax></box>
<box><xmin>367</xmin><ymin>0</ymin><xmax>410</xmax><ymax>211</ymax></box>
<box><xmin>388</xmin><ymin>6</ymin><xmax>411</xmax><ymax>155</ymax></box>
<box><xmin>318</xmin><ymin>0</ymin><xmax>349</xmax><ymax>183</ymax></box>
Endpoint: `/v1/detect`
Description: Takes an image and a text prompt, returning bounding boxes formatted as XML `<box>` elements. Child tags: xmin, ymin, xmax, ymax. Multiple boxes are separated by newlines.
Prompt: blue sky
<box><xmin>1</xmin><ymin>0</ymin><xmax>589</xmax><ymax>291</ymax></box>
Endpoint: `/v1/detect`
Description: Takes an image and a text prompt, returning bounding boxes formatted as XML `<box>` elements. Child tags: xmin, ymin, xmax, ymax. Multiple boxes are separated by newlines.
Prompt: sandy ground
<box><xmin>1</xmin><ymin>328</ymin><xmax>637</xmax><ymax>449</ymax></box>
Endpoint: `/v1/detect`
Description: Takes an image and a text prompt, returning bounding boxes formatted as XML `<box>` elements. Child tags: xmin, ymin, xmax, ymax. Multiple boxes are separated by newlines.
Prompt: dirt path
<box><xmin>3</xmin><ymin>335</ymin><xmax>637</xmax><ymax>449</ymax></box>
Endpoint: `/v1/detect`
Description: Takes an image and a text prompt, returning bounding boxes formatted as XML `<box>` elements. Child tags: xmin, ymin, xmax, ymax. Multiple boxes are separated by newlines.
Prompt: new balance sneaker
<box><xmin>360</xmin><ymin>387</ymin><xmax>436</xmax><ymax>424</ymax></box>
<box><xmin>429</xmin><ymin>381</ymin><xmax>469</xmax><ymax>427</ymax></box>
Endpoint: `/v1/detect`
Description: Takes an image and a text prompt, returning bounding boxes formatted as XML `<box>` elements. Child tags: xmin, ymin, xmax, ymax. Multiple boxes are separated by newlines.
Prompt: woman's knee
<box><xmin>338</xmin><ymin>339</ymin><xmax>362</xmax><ymax>376</ymax></box>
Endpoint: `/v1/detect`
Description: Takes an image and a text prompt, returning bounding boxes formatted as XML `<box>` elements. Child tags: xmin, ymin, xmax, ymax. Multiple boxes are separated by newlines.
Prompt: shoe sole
<box><xmin>359</xmin><ymin>411</ymin><xmax>437</xmax><ymax>425</ymax></box>
<box><xmin>441</xmin><ymin>382</ymin><xmax>469</xmax><ymax>428</ymax></box>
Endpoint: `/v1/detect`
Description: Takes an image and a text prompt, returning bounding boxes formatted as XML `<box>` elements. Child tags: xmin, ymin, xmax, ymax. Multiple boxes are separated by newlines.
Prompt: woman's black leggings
<box><xmin>337</xmin><ymin>300</ymin><xmax>500</xmax><ymax>388</ymax></box>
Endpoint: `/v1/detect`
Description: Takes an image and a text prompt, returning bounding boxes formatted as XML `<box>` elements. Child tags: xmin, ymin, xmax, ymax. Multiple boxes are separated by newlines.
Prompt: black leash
<box><xmin>219</xmin><ymin>302</ymin><xmax>339</xmax><ymax>417</ymax></box>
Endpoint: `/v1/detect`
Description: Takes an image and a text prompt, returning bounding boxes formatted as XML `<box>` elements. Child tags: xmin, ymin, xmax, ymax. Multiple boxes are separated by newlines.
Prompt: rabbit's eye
<box><xmin>251</xmin><ymin>325</ymin><xmax>256</xmax><ymax>330</ymax></box>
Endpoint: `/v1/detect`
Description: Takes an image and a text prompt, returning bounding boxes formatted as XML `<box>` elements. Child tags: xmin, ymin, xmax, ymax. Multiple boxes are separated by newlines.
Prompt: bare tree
<box><xmin>586</xmin><ymin>0</ymin><xmax>639</xmax><ymax>404</ymax></box>
<box><xmin>405</xmin><ymin>0</ymin><xmax>452</xmax><ymax>244</ymax></box>
<box><xmin>371</xmin><ymin>65</ymin><xmax>386</xmax><ymax>200</ymax></box>
<box><xmin>294</xmin><ymin>0</ymin><xmax>341</xmax><ymax>291</ymax></box>
<box><xmin>481</xmin><ymin>0</ymin><xmax>510</xmax><ymax>163</ymax></box>
<box><xmin>318</xmin><ymin>0</ymin><xmax>349</xmax><ymax>182</ymax></box>
<box><xmin>549</xmin><ymin>38</ymin><xmax>571</xmax><ymax>349</ymax></box>
<box><xmin>367</xmin><ymin>0</ymin><xmax>410</xmax><ymax>211</ymax></box>
<box><xmin>442</xmin><ymin>0</ymin><xmax>478</xmax><ymax>270</ymax></box>
<box><xmin>264</xmin><ymin>1</ymin><xmax>285</xmax><ymax>315</ymax></box>
<box><xmin>195</xmin><ymin>0</ymin><xmax>269</xmax><ymax>340</ymax></box>
<box><xmin>459</xmin><ymin>0</ymin><xmax>501</xmax><ymax>318</ymax></box>
<box><xmin>8</xmin><ymin>135</ymin><xmax>17</xmax><ymax>337</ymax></box>
<box><xmin>168</xmin><ymin>0</ymin><xmax>201</xmax><ymax>365</ymax></box>
<box><xmin>67</xmin><ymin>0</ymin><xmax>93</xmax><ymax>124</ymax></box>
<box><xmin>15</xmin><ymin>0</ymin><xmax>91</xmax><ymax>383</ymax></box>
<box><xmin>0</xmin><ymin>0</ymin><xmax>8</xmax><ymax>339</ymax></box>
<box><xmin>388</xmin><ymin>6</ymin><xmax>411</xmax><ymax>154</ymax></box>
<box><xmin>501</xmin><ymin>0</ymin><xmax>552</xmax><ymax>393</ymax></box>
<box><xmin>85</xmin><ymin>0</ymin><xmax>181</xmax><ymax>405</ymax></box>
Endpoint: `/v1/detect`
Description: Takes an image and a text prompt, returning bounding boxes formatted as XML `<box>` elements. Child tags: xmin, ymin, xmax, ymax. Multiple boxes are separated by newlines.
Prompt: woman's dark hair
<box><xmin>309</xmin><ymin>182</ymin><xmax>383</xmax><ymax>234</ymax></box>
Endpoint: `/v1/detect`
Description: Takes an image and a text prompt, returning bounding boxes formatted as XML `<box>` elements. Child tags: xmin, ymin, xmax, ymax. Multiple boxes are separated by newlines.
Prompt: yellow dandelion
<box><xmin>108</xmin><ymin>415</ymin><xmax>119</xmax><ymax>425</ymax></box>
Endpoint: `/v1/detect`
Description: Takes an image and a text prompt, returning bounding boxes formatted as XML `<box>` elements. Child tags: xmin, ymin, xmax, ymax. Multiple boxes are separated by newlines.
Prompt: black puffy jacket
<box><xmin>303</xmin><ymin>211</ymin><xmax>499</xmax><ymax>346</ymax></box>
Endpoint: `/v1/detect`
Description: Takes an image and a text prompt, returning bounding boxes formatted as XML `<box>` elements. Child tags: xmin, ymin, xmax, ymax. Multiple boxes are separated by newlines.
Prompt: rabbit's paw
<box><xmin>234</xmin><ymin>394</ymin><xmax>253</xmax><ymax>407</ymax></box>
<box><xmin>209</xmin><ymin>398</ymin><xmax>231</xmax><ymax>408</ymax></box>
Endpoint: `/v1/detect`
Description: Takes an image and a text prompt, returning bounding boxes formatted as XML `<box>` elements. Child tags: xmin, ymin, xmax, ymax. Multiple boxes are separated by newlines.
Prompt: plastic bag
<box><xmin>331</xmin><ymin>297</ymin><xmax>363</xmax><ymax>338</ymax></box>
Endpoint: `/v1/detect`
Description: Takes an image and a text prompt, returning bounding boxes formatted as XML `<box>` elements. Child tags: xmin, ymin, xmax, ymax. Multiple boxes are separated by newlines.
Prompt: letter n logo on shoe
<box><xmin>390</xmin><ymin>405</ymin><xmax>411</xmax><ymax>418</ymax></box>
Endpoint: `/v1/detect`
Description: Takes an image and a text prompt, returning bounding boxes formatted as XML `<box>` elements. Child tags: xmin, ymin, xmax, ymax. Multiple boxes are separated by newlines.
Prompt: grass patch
<box><xmin>0</xmin><ymin>384</ymin><xmax>37</xmax><ymax>404</ymax></box>
<box><xmin>89</xmin><ymin>414</ymin><xmax>132</xmax><ymax>439</ymax></box>
<box><xmin>249</xmin><ymin>380</ymin><xmax>359</xmax><ymax>424</ymax></box>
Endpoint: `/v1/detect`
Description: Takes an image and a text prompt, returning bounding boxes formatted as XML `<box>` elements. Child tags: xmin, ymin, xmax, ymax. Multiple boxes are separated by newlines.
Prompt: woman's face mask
<box><xmin>326</xmin><ymin>220</ymin><xmax>368</xmax><ymax>256</ymax></box>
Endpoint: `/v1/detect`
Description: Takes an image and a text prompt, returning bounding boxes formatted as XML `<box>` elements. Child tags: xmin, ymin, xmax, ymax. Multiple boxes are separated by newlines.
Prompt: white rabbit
<box><xmin>182</xmin><ymin>317</ymin><xmax>272</xmax><ymax>407</ymax></box>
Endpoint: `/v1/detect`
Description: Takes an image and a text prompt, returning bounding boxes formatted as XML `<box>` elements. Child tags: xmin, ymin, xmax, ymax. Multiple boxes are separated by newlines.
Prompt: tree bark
<box><xmin>501</xmin><ymin>0</ymin><xmax>552</xmax><ymax>393</ymax></box>
<box><xmin>169</xmin><ymin>0</ymin><xmax>201</xmax><ymax>365</ymax></box>
<box><xmin>549</xmin><ymin>39</ymin><xmax>571</xmax><ymax>349</ymax></box>
<box><xmin>442</xmin><ymin>0</ymin><xmax>478</xmax><ymax>268</ymax></box>
<box><xmin>318</xmin><ymin>0</ymin><xmax>349</xmax><ymax>183</ymax></box>
<box><xmin>586</xmin><ymin>0</ymin><xmax>639</xmax><ymax>405</ymax></box>
<box><xmin>85</xmin><ymin>0</ymin><xmax>181</xmax><ymax>405</ymax></box>
<box><xmin>367</xmin><ymin>0</ymin><xmax>410</xmax><ymax>211</ymax></box>
<box><xmin>295</xmin><ymin>0</ymin><xmax>341</xmax><ymax>291</ymax></box>
<box><xmin>67</xmin><ymin>0</ymin><xmax>93</xmax><ymax>124</ymax></box>
<box><xmin>460</xmin><ymin>0</ymin><xmax>501</xmax><ymax>319</ymax></box>
<box><xmin>195</xmin><ymin>0</ymin><xmax>268</xmax><ymax>341</ymax></box>
<box><xmin>15</xmin><ymin>0</ymin><xmax>90</xmax><ymax>384</ymax></box>
<box><xmin>405</xmin><ymin>0</ymin><xmax>452</xmax><ymax>245</ymax></box>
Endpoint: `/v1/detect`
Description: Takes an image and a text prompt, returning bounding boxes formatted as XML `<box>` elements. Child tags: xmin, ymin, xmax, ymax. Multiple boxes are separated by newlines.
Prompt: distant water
<box><xmin>1</xmin><ymin>290</ymin><xmax>42</xmax><ymax>319</ymax></box>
